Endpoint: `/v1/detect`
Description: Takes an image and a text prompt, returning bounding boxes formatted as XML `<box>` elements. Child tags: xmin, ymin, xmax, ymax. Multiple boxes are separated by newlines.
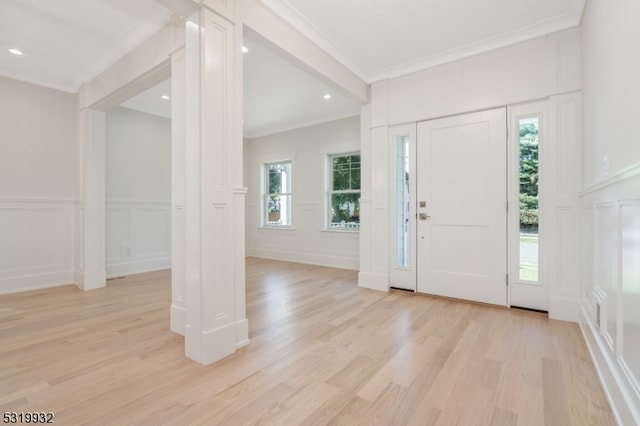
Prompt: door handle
<box><xmin>419</xmin><ymin>213</ymin><xmax>430</xmax><ymax>220</ymax></box>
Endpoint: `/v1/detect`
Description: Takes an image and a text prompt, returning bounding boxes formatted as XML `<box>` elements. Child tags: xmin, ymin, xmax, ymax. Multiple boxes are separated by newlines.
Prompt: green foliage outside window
<box><xmin>265</xmin><ymin>161</ymin><xmax>291</xmax><ymax>226</ymax></box>
<box><xmin>330</xmin><ymin>154</ymin><xmax>361</xmax><ymax>228</ymax></box>
<box><xmin>519</xmin><ymin>122</ymin><xmax>539</xmax><ymax>231</ymax></box>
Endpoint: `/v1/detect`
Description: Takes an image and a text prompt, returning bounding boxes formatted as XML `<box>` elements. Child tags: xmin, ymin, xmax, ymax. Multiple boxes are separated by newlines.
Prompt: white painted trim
<box><xmin>106</xmin><ymin>199</ymin><xmax>171</xmax><ymax>206</ymax></box>
<box><xmin>105</xmin><ymin>257</ymin><xmax>171</xmax><ymax>279</ymax></box>
<box><xmin>580</xmin><ymin>163</ymin><xmax>640</xmax><ymax>424</ymax></box>
<box><xmin>357</xmin><ymin>271</ymin><xmax>390</xmax><ymax>292</ymax></box>
<box><xmin>261</xmin><ymin>0</ymin><xmax>581</xmax><ymax>84</ymax></box>
<box><xmin>185</xmin><ymin>322</ymin><xmax>237</xmax><ymax>365</ymax></box>
<box><xmin>244</xmin><ymin>111</ymin><xmax>360</xmax><ymax>139</ymax></box>
<box><xmin>0</xmin><ymin>195</ymin><xmax>76</xmax><ymax>295</ymax></box>
<box><xmin>580</xmin><ymin>307</ymin><xmax>640</xmax><ymax>426</ymax></box>
<box><xmin>78</xmin><ymin>108</ymin><xmax>107</xmax><ymax>292</ymax></box>
<box><xmin>0</xmin><ymin>197</ymin><xmax>78</xmax><ymax>205</ymax></box>
<box><xmin>171</xmin><ymin>46</ymin><xmax>187</xmax><ymax>339</ymax></box>
<box><xmin>0</xmin><ymin>271</ymin><xmax>75</xmax><ymax>296</ymax></box>
<box><xmin>387</xmin><ymin>122</ymin><xmax>417</xmax><ymax>292</ymax></box>
<box><xmin>247</xmin><ymin>247</ymin><xmax>358</xmax><ymax>271</ymax></box>
<box><xmin>170</xmin><ymin>305</ymin><xmax>187</xmax><ymax>336</ymax></box>
<box><xmin>182</xmin><ymin>7</ymin><xmax>248</xmax><ymax>365</ymax></box>
<box><xmin>548</xmin><ymin>295</ymin><xmax>579</xmax><ymax>322</ymax></box>
<box><xmin>78</xmin><ymin>12</ymin><xmax>173</xmax><ymax>91</ymax></box>
<box><xmin>580</xmin><ymin>163</ymin><xmax>640</xmax><ymax>196</ymax></box>
<box><xmin>319</xmin><ymin>229</ymin><xmax>359</xmax><ymax>236</ymax></box>
<box><xmin>78</xmin><ymin>20</ymin><xmax>179</xmax><ymax>110</ymax></box>
<box><xmin>368</xmin><ymin>15</ymin><xmax>581</xmax><ymax>83</ymax></box>
<box><xmin>235</xmin><ymin>319</ymin><xmax>250</xmax><ymax>349</ymax></box>
<box><xmin>257</xmin><ymin>226</ymin><xmax>297</xmax><ymax>232</ymax></box>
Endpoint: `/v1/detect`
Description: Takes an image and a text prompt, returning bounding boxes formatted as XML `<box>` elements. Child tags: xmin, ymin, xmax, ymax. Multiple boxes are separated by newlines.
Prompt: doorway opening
<box><xmin>105</xmin><ymin>79</ymin><xmax>172</xmax><ymax>280</ymax></box>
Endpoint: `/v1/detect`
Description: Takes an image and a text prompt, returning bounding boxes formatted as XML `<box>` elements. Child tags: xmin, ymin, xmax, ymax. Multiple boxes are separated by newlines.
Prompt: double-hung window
<box><xmin>264</xmin><ymin>161</ymin><xmax>292</xmax><ymax>227</ymax></box>
<box><xmin>328</xmin><ymin>153</ymin><xmax>360</xmax><ymax>230</ymax></box>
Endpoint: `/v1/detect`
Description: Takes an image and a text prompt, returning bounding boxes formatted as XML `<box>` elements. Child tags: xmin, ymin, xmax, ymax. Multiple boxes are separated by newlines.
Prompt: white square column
<box><xmin>183</xmin><ymin>6</ymin><xmax>249</xmax><ymax>365</ymax></box>
<box><xmin>76</xmin><ymin>108</ymin><xmax>106</xmax><ymax>291</ymax></box>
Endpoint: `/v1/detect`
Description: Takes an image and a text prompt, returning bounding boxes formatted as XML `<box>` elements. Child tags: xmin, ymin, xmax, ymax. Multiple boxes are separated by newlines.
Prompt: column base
<box><xmin>170</xmin><ymin>305</ymin><xmax>187</xmax><ymax>336</ymax></box>
<box><xmin>185</xmin><ymin>322</ymin><xmax>236</xmax><ymax>365</ymax></box>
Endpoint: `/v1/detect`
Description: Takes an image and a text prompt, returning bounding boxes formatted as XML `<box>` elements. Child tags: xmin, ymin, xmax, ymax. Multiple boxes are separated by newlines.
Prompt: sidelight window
<box><xmin>518</xmin><ymin>117</ymin><xmax>539</xmax><ymax>282</ymax></box>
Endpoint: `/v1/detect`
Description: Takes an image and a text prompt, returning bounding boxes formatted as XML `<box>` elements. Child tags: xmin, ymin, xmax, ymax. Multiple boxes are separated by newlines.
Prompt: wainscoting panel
<box><xmin>595</xmin><ymin>202</ymin><xmax>617</xmax><ymax>350</ymax></box>
<box><xmin>106</xmin><ymin>200</ymin><xmax>171</xmax><ymax>278</ymax></box>
<box><xmin>245</xmin><ymin>199</ymin><xmax>360</xmax><ymax>271</ymax></box>
<box><xmin>621</xmin><ymin>201</ymin><xmax>640</xmax><ymax>399</ymax></box>
<box><xmin>0</xmin><ymin>198</ymin><xmax>75</xmax><ymax>294</ymax></box>
<box><xmin>580</xmin><ymin>166</ymin><xmax>640</xmax><ymax>425</ymax></box>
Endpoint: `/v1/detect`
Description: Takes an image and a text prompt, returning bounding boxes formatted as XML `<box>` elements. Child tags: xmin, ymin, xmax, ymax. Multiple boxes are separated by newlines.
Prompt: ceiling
<box><xmin>242</xmin><ymin>29</ymin><xmax>360</xmax><ymax>138</ymax></box>
<box><xmin>262</xmin><ymin>0</ymin><xmax>585</xmax><ymax>82</ymax></box>
<box><xmin>1</xmin><ymin>0</ymin><xmax>585</xmax><ymax>137</ymax></box>
<box><xmin>118</xmin><ymin>30</ymin><xmax>361</xmax><ymax>138</ymax></box>
<box><xmin>0</xmin><ymin>0</ymin><xmax>171</xmax><ymax>92</ymax></box>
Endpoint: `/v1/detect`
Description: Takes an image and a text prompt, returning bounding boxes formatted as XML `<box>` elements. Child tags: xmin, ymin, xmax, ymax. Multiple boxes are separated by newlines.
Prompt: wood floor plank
<box><xmin>0</xmin><ymin>258</ymin><xmax>615</xmax><ymax>425</ymax></box>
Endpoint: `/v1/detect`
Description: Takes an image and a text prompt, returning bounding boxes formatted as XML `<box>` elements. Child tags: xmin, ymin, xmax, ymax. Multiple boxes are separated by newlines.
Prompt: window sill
<box><xmin>514</xmin><ymin>279</ymin><xmax>542</xmax><ymax>286</ymax></box>
<box><xmin>320</xmin><ymin>228</ymin><xmax>360</xmax><ymax>234</ymax></box>
<box><xmin>258</xmin><ymin>226</ymin><xmax>297</xmax><ymax>231</ymax></box>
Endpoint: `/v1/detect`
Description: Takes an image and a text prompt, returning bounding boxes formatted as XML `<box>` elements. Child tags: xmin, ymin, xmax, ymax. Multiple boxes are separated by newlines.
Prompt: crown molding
<box><xmin>369</xmin><ymin>14</ymin><xmax>581</xmax><ymax>82</ymax></box>
<box><xmin>260</xmin><ymin>1</ymin><xmax>582</xmax><ymax>84</ymax></box>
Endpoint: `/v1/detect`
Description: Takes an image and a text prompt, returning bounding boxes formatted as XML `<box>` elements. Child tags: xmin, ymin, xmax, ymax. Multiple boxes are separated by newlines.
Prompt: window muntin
<box><xmin>329</xmin><ymin>153</ymin><xmax>360</xmax><ymax>230</ymax></box>
<box><xmin>265</xmin><ymin>161</ymin><xmax>292</xmax><ymax>227</ymax></box>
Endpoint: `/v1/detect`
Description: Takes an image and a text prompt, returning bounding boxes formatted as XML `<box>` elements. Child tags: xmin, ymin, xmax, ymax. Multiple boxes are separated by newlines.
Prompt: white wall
<box><xmin>245</xmin><ymin>116</ymin><xmax>360</xmax><ymax>270</ymax></box>
<box><xmin>0</xmin><ymin>76</ymin><xmax>77</xmax><ymax>294</ymax></box>
<box><xmin>370</xmin><ymin>27</ymin><xmax>581</xmax><ymax>128</ymax></box>
<box><xmin>580</xmin><ymin>1</ymin><xmax>640</xmax><ymax>424</ymax></box>
<box><xmin>360</xmin><ymin>27</ymin><xmax>584</xmax><ymax>320</ymax></box>
<box><xmin>105</xmin><ymin>107</ymin><xmax>171</xmax><ymax>277</ymax></box>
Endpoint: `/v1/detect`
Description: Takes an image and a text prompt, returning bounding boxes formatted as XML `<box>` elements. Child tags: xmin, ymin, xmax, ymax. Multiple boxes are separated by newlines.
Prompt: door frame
<box><xmin>388</xmin><ymin>123</ymin><xmax>417</xmax><ymax>291</ymax></box>
<box><xmin>508</xmin><ymin>101</ymin><xmax>548</xmax><ymax>311</ymax></box>
<box><xmin>387</xmin><ymin>104</ymin><xmax>551</xmax><ymax>309</ymax></box>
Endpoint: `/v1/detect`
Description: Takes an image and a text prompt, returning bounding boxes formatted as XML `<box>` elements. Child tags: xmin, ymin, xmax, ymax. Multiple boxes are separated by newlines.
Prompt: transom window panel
<box><xmin>329</xmin><ymin>153</ymin><xmax>360</xmax><ymax>230</ymax></box>
<box><xmin>265</xmin><ymin>161</ymin><xmax>292</xmax><ymax>227</ymax></box>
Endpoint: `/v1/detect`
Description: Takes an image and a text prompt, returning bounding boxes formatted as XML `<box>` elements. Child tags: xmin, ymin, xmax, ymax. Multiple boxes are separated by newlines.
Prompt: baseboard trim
<box><xmin>580</xmin><ymin>305</ymin><xmax>640</xmax><ymax>425</ymax></box>
<box><xmin>78</xmin><ymin>270</ymin><xmax>107</xmax><ymax>291</ymax></box>
<box><xmin>357</xmin><ymin>271</ymin><xmax>389</xmax><ymax>292</ymax></box>
<box><xmin>0</xmin><ymin>270</ymin><xmax>74</xmax><ymax>295</ymax></box>
<box><xmin>170</xmin><ymin>304</ymin><xmax>186</xmax><ymax>336</ymax></box>
<box><xmin>185</xmin><ymin>322</ymin><xmax>237</xmax><ymax>365</ymax></box>
<box><xmin>548</xmin><ymin>295</ymin><xmax>580</xmax><ymax>322</ymax></box>
<box><xmin>106</xmin><ymin>257</ymin><xmax>171</xmax><ymax>278</ymax></box>
<box><xmin>246</xmin><ymin>248</ymin><xmax>358</xmax><ymax>271</ymax></box>
<box><xmin>235</xmin><ymin>318</ymin><xmax>250</xmax><ymax>349</ymax></box>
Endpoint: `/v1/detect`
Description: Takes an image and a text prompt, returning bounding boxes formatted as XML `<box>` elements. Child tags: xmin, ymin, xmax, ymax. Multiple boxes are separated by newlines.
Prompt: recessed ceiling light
<box><xmin>242</xmin><ymin>46</ymin><xmax>249</xmax><ymax>53</ymax></box>
<box><xmin>323</xmin><ymin>94</ymin><xmax>332</xmax><ymax>100</ymax></box>
<box><xmin>161</xmin><ymin>95</ymin><xmax>170</xmax><ymax>100</ymax></box>
<box><xmin>9</xmin><ymin>48</ymin><xmax>23</xmax><ymax>56</ymax></box>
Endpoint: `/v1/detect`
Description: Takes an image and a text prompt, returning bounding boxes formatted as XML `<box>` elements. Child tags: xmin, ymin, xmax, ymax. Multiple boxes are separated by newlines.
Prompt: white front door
<box><xmin>416</xmin><ymin>108</ymin><xmax>507</xmax><ymax>306</ymax></box>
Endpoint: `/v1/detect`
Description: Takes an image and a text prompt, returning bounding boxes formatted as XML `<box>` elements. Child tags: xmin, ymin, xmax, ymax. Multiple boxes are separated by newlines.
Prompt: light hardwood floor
<box><xmin>1</xmin><ymin>258</ymin><xmax>614</xmax><ymax>425</ymax></box>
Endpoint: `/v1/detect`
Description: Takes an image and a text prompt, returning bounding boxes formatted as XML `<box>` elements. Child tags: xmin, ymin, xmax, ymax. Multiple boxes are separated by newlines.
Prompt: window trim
<box><xmin>263</xmin><ymin>160</ymin><xmax>293</xmax><ymax>228</ymax></box>
<box><xmin>327</xmin><ymin>152</ymin><xmax>361</xmax><ymax>231</ymax></box>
